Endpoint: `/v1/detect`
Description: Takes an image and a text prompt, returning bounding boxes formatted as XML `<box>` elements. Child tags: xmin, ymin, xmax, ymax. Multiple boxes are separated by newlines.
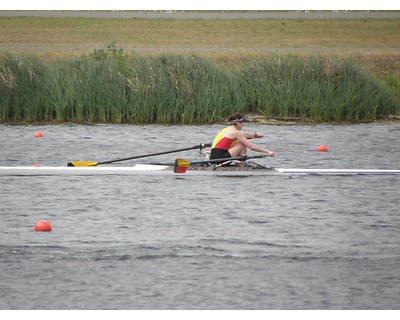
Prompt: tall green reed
<box><xmin>239</xmin><ymin>55</ymin><xmax>399</xmax><ymax>122</ymax></box>
<box><xmin>0</xmin><ymin>54</ymin><xmax>52</xmax><ymax>122</ymax></box>
<box><xmin>0</xmin><ymin>51</ymin><xmax>398</xmax><ymax>124</ymax></box>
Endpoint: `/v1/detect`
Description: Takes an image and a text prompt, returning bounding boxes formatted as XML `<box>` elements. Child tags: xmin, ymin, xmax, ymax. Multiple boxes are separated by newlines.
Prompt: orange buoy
<box><xmin>34</xmin><ymin>220</ymin><xmax>52</xmax><ymax>232</ymax></box>
<box><xmin>32</xmin><ymin>164</ymin><xmax>41</xmax><ymax>167</ymax></box>
<box><xmin>317</xmin><ymin>145</ymin><xmax>328</xmax><ymax>152</ymax></box>
<box><xmin>34</xmin><ymin>132</ymin><xmax>43</xmax><ymax>138</ymax></box>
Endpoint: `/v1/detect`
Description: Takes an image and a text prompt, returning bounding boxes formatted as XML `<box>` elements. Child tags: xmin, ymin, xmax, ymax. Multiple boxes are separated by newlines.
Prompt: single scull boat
<box><xmin>1</xmin><ymin>144</ymin><xmax>399</xmax><ymax>176</ymax></box>
<box><xmin>1</xmin><ymin>162</ymin><xmax>399</xmax><ymax>176</ymax></box>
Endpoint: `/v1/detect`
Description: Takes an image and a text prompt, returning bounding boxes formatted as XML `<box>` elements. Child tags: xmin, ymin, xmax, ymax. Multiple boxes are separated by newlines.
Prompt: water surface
<box><xmin>1</xmin><ymin>123</ymin><xmax>399</xmax><ymax>309</ymax></box>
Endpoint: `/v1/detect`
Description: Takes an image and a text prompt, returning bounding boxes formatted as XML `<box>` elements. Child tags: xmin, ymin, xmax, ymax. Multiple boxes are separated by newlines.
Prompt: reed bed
<box><xmin>0</xmin><ymin>50</ymin><xmax>398</xmax><ymax>124</ymax></box>
<box><xmin>239</xmin><ymin>56</ymin><xmax>399</xmax><ymax>121</ymax></box>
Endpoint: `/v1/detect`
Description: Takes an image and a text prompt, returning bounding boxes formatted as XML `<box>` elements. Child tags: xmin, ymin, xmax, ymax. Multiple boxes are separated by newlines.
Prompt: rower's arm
<box><xmin>243</xmin><ymin>131</ymin><xmax>263</xmax><ymax>139</ymax></box>
<box><xmin>236</xmin><ymin>133</ymin><xmax>275</xmax><ymax>157</ymax></box>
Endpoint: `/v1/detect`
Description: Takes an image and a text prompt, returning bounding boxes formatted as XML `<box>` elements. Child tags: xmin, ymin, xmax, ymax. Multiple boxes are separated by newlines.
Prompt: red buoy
<box><xmin>34</xmin><ymin>220</ymin><xmax>52</xmax><ymax>232</ymax></box>
<box><xmin>317</xmin><ymin>145</ymin><xmax>328</xmax><ymax>152</ymax></box>
<box><xmin>34</xmin><ymin>132</ymin><xmax>43</xmax><ymax>138</ymax></box>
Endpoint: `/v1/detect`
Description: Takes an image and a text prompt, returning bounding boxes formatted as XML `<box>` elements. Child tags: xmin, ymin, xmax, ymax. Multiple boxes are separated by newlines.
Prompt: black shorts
<box><xmin>210</xmin><ymin>148</ymin><xmax>232</xmax><ymax>160</ymax></box>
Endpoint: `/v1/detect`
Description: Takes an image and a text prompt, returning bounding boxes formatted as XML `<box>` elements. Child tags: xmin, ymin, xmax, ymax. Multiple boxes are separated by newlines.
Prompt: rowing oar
<box><xmin>174</xmin><ymin>154</ymin><xmax>267</xmax><ymax>173</ymax></box>
<box><xmin>67</xmin><ymin>143</ymin><xmax>211</xmax><ymax>167</ymax></box>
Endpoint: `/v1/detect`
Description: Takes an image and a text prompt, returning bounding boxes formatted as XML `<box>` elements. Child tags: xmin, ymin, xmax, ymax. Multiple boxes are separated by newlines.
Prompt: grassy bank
<box><xmin>1</xmin><ymin>16</ymin><xmax>399</xmax><ymax>124</ymax></box>
<box><xmin>1</xmin><ymin>50</ymin><xmax>398</xmax><ymax>124</ymax></box>
<box><xmin>1</xmin><ymin>17</ymin><xmax>400</xmax><ymax>77</ymax></box>
<box><xmin>2</xmin><ymin>17</ymin><xmax>400</xmax><ymax>50</ymax></box>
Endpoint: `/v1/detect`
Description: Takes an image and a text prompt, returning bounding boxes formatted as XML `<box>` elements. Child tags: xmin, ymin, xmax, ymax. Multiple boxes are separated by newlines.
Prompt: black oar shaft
<box><xmin>97</xmin><ymin>143</ymin><xmax>211</xmax><ymax>165</ymax></box>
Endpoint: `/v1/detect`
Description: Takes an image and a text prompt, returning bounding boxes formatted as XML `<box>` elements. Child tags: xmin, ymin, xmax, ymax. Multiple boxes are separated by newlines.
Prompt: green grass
<box><xmin>238</xmin><ymin>55</ymin><xmax>398</xmax><ymax>121</ymax></box>
<box><xmin>1</xmin><ymin>50</ymin><xmax>398</xmax><ymax>124</ymax></box>
<box><xmin>383</xmin><ymin>74</ymin><xmax>400</xmax><ymax>101</ymax></box>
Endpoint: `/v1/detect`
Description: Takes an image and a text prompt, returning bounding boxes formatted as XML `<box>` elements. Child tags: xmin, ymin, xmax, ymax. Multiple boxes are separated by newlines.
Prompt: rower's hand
<box><xmin>267</xmin><ymin>151</ymin><xmax>275</xmax><ymax>157</ymax></box>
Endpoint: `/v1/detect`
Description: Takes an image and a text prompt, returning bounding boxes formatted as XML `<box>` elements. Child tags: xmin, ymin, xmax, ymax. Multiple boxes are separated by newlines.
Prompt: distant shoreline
<box><xmin>1</xmin><ymin>10</ymin><xmax>400</xmax><ymax>19</ymax></box>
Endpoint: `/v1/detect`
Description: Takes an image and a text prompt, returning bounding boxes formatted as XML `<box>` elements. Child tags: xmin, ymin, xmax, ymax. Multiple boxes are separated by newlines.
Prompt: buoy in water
<box><xmin>317</xmin><ymin>145</ymin><xmax>328</xmax><ymax>152</ymax></box>
<box><xmin>34</xmin><ymin>132</ymin><xmax>43</xmax><ymax>138</ymax></box>
<box><xmin>32</xmin><ymin>164</ymin><xmax>41</xmax><ymax>167</ymax></box>
<box><xmin>34</xmin><ymin>220</ymin><xmax>52</xmax><ymax>232</ymax></box>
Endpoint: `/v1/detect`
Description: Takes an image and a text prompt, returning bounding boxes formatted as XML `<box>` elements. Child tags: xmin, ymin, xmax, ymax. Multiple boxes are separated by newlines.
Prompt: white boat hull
<box><xmin>0</xmin><ymin>164</ymin><xmax>173</xmax><ymax>176</ymax></box>
<box><xmin>275</xmin><ymin>168</ymin><xmax>400</xmax><ymax>175</ymax></box>
<box><xmin>0</xmin><ymin>164</ymin><xmax>399</xmax><ymax>176</ymax></box>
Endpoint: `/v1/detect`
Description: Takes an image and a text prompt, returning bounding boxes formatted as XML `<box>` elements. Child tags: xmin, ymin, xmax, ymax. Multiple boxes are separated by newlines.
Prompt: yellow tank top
<box><xmin>211</xmin><ymin>127</ymin><xmax>236</xmax><ymax>150</ymax></box>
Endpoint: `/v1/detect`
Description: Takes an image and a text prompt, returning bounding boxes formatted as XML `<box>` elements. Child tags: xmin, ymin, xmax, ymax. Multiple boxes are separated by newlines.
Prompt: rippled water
<box><xmin>0</xmin><ymin>123</ymin><xmax>399</xmax><ymax>309</ymax></box>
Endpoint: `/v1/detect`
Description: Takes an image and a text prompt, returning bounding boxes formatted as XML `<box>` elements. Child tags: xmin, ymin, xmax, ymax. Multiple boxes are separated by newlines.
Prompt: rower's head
<box><xmin>228</xmin><ymin>113</ymin><xmax>249</xmax><ymax>126</ymax></box>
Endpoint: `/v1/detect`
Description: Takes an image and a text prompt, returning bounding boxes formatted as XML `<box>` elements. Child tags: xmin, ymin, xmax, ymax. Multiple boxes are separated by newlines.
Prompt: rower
<box><xmin>210</xmin><ymin>112</ymin><xmax>275</xmax><ymax>163</ymax></box>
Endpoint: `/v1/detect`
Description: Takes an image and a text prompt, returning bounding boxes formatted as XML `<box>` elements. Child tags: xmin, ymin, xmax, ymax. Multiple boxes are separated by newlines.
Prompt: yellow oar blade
<box><xmin>174</xmin><ymin>158</ymin><xmax>191</xmax><ymax>173</ymax></box>
<box><xmin>67</xmin><ymin>161</ymin><xmax>98</xmax><ymax>167</ymax></box>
